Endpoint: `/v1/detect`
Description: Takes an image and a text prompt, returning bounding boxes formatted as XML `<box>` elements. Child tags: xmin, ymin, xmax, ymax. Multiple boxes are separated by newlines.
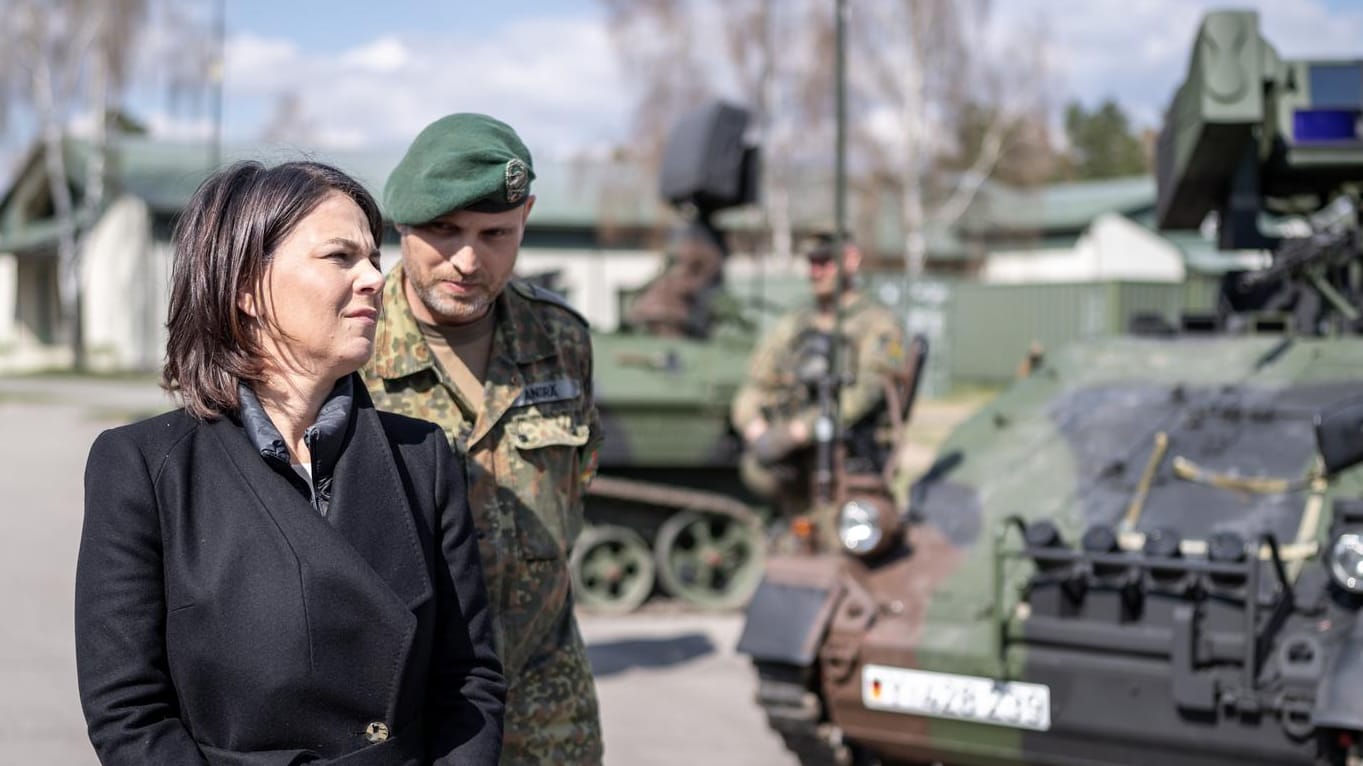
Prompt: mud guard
<box><xmin>1313</xmin><ymin>610</ymin><xmax>1363</xmax><ymax>731</ymax></box>
<box><xmin>736</xmin><ymin>555</ymin><xmax>846</xmax><ymax>666</ymax></box>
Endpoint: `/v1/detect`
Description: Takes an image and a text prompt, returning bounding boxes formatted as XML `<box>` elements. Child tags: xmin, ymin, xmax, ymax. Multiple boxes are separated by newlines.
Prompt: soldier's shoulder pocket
<box><xmin>508</xmin><ymin>414</ymin><xmax>590</xmax><ymax>450</ymax></box>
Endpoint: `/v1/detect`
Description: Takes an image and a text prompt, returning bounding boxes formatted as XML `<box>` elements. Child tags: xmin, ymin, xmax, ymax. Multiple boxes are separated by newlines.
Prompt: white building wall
<box><xmin>514</xmin><ymin>249</ymin><xmax>804</xmax><ymax>331</ymax></box>
<box><xmin>0</xmin><ymin>252</ymin><xmax>16</xmax><ymax>348</ymax></box>
<box><xmin>81</xmin><ymin>195</ymin><xmax>159</xmax><ymax>371</ymax></box>
<box><xmin>143</xmin><ymin>242</ymin><xmax>174</xmax><ymax>370</ymax></box>
<box><xmin>983</xmin><ymin>213</ymin><xmax>1186</xmax><ymax>284</ymax></box>
<box><xmin>52</xmin><ymin>231</ymin><xmax>789</xmax><ymax>371</ymax></box>
<box><xmin>0</xmin><ymin>254</ymin><xmax>67</xmax><ymax>372</ymax></box>
<box><xmin>380</xmin><ymin>245</ymin><xmax>666</xmax><ymax>332</ymax></box>
<box><xmin>515</xmin><ymin>249</ymin><xmax>661</xmax><ymax>330</ymax></box>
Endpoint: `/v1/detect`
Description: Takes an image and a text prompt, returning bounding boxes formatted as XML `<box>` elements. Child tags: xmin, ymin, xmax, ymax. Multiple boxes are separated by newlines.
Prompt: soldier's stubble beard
<box><xmin>404</xmin><ymin>259</ymin><xmax>514</xmax><ymax>326</ymax></box>
<box><xmin>813</xmin><ymin>274</ymin><xmax>855</xmax><ymax>311</ymax></box>
<box><xmin>410</xmin><ymin>275</ymin><xmax>495</xmax><ymax>325</ymax></box>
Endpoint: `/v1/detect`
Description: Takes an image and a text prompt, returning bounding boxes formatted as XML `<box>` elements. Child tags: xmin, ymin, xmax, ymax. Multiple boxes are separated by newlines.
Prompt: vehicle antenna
<box><xmin>815</xmin><ymin>0</ymin><xmax>849</xmax><ymax>504</ymax></box>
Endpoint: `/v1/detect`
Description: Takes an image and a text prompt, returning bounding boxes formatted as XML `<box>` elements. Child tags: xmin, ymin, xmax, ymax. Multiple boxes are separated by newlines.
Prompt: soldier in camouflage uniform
<box><xmin>730</xmin><ymin>234</ymin><xmax>907</xmax><ymax>514</ymax></box>
<box><xmin>362</xmin><ymin>113</ymin><xmax>604</xmax><ymax>765</ymax></box>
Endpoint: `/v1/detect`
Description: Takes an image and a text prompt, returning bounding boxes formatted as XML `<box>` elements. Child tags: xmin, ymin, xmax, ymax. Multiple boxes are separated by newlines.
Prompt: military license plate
<box><xmin>862</xmin><ymin>664</ymin><xmax>1051</xmax><ymax>731</ymax></box>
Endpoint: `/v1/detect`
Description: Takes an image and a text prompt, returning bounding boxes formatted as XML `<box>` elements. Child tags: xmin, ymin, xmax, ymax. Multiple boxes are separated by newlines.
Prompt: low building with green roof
<box><xmin>0</xmin><ymin>135</ymin><xmax>1248</xmax><ymax>375</ymax></box>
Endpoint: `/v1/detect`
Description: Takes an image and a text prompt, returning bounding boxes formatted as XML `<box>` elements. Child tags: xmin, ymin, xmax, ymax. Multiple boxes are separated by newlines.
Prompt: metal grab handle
<box><xmin>1244</xmin><ymin>533</ymin><xmax>1295</xmax><ymax>695</ymax></box>
<box><xmin>992</xmin><ymin>515</ymin><xmax>1030</xmax><ymax>678</ymax></box>
<box><xmin>992</xmin><ymin>518</ymin><xmax>1295</xmax><ymax>696</ymax></box>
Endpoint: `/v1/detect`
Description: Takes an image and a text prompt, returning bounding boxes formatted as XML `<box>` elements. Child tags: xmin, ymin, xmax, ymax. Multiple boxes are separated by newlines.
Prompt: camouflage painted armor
<box><xmin>731</xmin><ymin>291</ymin><xmax>906</xmax><ymax>438</ymax></box>
<box><xmin>364</xmin><ymin>265</ymin><xmax>604</xmax><ymax>765</ymax></box>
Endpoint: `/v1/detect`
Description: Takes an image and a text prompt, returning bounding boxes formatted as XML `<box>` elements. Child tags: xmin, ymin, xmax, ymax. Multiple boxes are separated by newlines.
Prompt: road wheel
<box><xmin>653</xmin><ymin>511</ymin><xmax>765</xmax><ymax>610</ymax></box>
<box><xmin>570</xmin><ymin>524</ymin><xmax>655</xmax><ymax>614</ymax></box>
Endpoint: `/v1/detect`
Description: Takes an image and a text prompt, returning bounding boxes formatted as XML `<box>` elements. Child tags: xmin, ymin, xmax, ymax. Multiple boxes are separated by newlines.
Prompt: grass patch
<box><xmin>928</xmin><ymin>381</ymin><xmax>1006</xmax><ymax>406</ymax></box>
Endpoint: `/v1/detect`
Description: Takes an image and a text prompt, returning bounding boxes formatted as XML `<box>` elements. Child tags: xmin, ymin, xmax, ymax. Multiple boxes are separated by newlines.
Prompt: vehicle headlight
<box><xmin>838</xmin><ymin>500</ymin><xmax>882</xmax><ymax>555</ymax></box>
<box><xmin>1329</xmin><ymin>532</ymin><xmax>1363</xmax><ymax>593</ymax></box>
<box><xmin>836</xmin><ymin>495</ymin><xmax>901</xmax><ymax>558</ymax></box>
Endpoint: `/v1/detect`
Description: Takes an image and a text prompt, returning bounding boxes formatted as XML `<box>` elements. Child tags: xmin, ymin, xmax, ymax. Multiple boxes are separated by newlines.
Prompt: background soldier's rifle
<box><xmin>1228</xmin><ymin>197</ymin><xmax>1363</xmax><ymax>333</ymax></box>
<box><xmin>1154</xmin><ymin>18</ymin><xmax>1363</xmax><ymax>335</ymax></box>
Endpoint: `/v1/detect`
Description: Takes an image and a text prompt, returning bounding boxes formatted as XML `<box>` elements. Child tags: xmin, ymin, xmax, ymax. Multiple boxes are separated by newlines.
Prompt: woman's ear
<box><xmin>238</xmin><ymin>289</ymin><xmax>258</xmax><ymax>319</ymax></box>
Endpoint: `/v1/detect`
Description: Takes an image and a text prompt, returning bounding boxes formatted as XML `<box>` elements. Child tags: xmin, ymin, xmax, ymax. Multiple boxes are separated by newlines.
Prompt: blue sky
<box><xmin>2</xmin><ymin>0</ymin><xmax>1363</xmax><ymax>187</ymax></box>
<box><xmin>223</xmin><ymin>0</ymin><xmax>604</xmax><ymax>47</ymax></box>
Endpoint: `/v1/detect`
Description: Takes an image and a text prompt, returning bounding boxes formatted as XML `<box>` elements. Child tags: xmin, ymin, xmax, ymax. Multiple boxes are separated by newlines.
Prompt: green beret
<box><xmin>383</xmin><ymin>113</ymin><xmax>535</xmax><ymax>225</ymax></box>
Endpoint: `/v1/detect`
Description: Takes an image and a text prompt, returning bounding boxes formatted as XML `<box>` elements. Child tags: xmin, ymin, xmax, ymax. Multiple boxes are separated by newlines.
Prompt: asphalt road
<box><xmin>0</xmin><ymin>377</ymin><xmax>794</xmax><ymax>765</ymax></box>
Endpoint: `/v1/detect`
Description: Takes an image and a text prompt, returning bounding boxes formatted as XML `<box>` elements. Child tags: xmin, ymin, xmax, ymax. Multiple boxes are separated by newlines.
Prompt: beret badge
<box><xmin>505</xmin><ymin>158</ymin><xmax>529</xmax><ymax>203</ymax></box>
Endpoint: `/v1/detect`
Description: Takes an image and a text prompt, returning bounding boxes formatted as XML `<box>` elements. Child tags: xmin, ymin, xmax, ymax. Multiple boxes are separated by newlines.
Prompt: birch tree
<box><xmin>602</xmin><ymin>0</ymin><xmax>803</xmax><ymax>262</ymax></box>
<box><xmin>0</xmin><ymin>0</ymin><xmax>148</xmax><ymax>369</ymax></box>
<box><xmin>849</xmin><ymin>0</ymin><xmax>1049</xmax><ymax>276</ymax></box>
<box><xmin>599</xmin><ymin>0</ymin><xmax>1053</xmax><ymax>274</ymax></box>
<box><xmin>600</xmin><ymin>0</ymin><xmax>711</xmax><ymax>169</ymax></box>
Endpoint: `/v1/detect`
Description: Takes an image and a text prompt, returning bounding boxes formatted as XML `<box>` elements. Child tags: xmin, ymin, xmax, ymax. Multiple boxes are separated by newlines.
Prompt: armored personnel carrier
<box><xmin>739</xmin><ymin>10</ymin><xmax>1363</xmax><ymax>764</ymax></box>
<box><xmin>570</xmin><ymin>102</ymin><xmax>771</xmax><ymax>613</ymax></box>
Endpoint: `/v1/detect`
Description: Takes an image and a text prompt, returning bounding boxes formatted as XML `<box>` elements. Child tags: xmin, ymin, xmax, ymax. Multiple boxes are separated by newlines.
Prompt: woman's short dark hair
<box><xmin>161</xmin><ymin>160</ymin><xmax>384</xmax><ymax>420</ymax></box>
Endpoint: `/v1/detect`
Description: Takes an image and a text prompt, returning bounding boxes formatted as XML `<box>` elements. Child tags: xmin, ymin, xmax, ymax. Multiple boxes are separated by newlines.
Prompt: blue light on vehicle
<box><xmin>1294</xmin><ymin>109</ymin><xmax>1361</xmax><ymax>143</ymax></box>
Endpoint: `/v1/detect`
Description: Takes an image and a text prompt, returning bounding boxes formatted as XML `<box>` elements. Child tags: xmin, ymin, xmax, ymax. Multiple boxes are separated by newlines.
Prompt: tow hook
<box><xmin>822</xmin><ymin>638</ymin><xmax>860</xmax><ymax>684</ymax></box>
<box><xmin>1278</xmin><ymin>695</ymin><xmax>1315</xmax><ymax>740</ymax></box>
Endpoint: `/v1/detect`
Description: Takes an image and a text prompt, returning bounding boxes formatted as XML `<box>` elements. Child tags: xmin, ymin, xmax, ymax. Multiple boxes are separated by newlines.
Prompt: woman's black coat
<box><xmin>74</xmin><ymin>383</ymin><xmax>505</xmax><ymax>765</ymax></box>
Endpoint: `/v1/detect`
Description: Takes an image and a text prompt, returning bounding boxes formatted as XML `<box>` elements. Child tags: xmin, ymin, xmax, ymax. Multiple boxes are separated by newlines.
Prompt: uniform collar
<box><xmin>371</xmin><ymin>266</ymin><xmax>557</xmax><ymax>382</ymax></box>
<box><xmin>841</xmin><ymin>289</ymin><xmax>873</xmax><ymax>314</ymax></box>
<box><xmin>371</xmin><ymin>263</ymin><xmax>438</xmax><ymax>381</ymax></box>
<box><xmin>497</xmin><ymin>280</ymin><xmax>560</xmax><ymax>364</ymax></box>
<box><xmin>805</xmin><ymin>288</ymin><xmax>870</xmax><ymax>315</ymax></box>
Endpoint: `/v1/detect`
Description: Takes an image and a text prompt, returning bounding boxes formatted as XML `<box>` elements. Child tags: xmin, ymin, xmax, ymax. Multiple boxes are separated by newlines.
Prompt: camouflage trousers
<box><xmin>739</xmin><ymin>449</ymin><xmax>814</xmax><ymax>517</ymax></box>
<box><xmin>500</xmin><ymin>607</ymin><xmax>603</xmax><ymax>765</ymax></box>
<box><xmin>741</xmin><ymin>448</ymin><xmax>874</xmax><ymax>552</ymax></box>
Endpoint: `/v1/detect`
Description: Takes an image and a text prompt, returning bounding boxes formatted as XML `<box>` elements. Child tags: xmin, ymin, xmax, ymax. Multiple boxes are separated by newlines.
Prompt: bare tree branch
<box><xmin>4</xmin><ymin>0</ymin><xmax>150</xmax><ymax>369</ymax></box>
<box><xmin>599</xmin><ymin>0</ymin><xmax>1053</xmax><ymax>278</ymax></box>
<box><xmin>931</xmin><ymin>107</ymin><xmax>1008</xmax><ymax>226</ymax></box>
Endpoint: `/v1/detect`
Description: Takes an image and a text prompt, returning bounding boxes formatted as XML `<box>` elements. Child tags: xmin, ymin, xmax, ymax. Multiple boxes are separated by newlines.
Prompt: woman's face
<box><xmin>242</xmin><ymin>191</ymin><xmax>384</xmax><ymax>382</ymax></box>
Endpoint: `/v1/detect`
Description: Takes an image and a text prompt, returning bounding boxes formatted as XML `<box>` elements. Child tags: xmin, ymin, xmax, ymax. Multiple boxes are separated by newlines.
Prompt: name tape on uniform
<box><xmin>512</xmin><ymin>377</ymin><xmax>581</xmax><ymax>408</ymax></box>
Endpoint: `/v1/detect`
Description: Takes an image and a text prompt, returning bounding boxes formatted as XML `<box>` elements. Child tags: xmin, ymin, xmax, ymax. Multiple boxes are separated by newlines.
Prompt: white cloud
<box><xmin>314</xmin><ymin>125</ymin><xmax>370</xmax><ymax>150</ymax></box>
<box><xmin>66</xmin><ymin>111</ymin><xmax>100</xmax><ymax>139</ymax></box>
<box><xmin>144</xmin><ymin>113</ymin><xmax>215</xmax><ymax>141</ymax></box>
<box><xmin>226</xmin><ymin>35</ymin><xmax>310</xmax><ymax>95</ymax></box>
<box><xmin>112</xmin><ymin>1</ymin><xmax>1362</xmax><ymax>158</ymax></box>
<box><xmin>997</xmin><ymin>0</ymin><xmax>1363</xmax><ymax>127</ymax></box>
<box><xmin>26</xmin><ymin>105</ymin><xmax>211</xmax><ymax>144</ymax></box>
<box><xmin>199</xmin><ymin>17</ymin><xmax>628</xmax><ymax>159</ymax></box>
<box><xmin>0</xmin><ymin>147</ymin><xmax>21</xmax><ymax>193</ymax></box>
<box><xmin>339</xmin><ymin>37</ymin><xmax>411</xmax><ymax>74</ymax></box>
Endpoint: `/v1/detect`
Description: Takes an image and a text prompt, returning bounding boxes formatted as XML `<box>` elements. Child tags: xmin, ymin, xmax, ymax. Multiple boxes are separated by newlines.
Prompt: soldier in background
<box><xmin>363</xmin><ymin>113</ymin><xmax>604</xmax><ymax>765</ymax></box>
<box><xmin>730</xmin><ymin>233</ymin><xmax>907</xmax><ymax>514</ymax></box>
<box><xmin>624</xmin><ymin>223</ymin><xmax>726</xmax><ymax>338</ymax></box>
<box><xmin>1016</xmin><ymin>339</ymin><xmax>1046</xmax><ymax>379</ymax></box>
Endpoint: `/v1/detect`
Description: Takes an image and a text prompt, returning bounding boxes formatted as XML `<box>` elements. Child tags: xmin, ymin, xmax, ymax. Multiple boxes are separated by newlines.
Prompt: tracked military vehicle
<box><xmin>739</xmin><ymin>10</ymin><xmax>1363</xmax><ymax>764</ymax></box>
<box><xmin>570</xmin><ymin>102</ymin><xmax>772</xmax><ymax>613</ymax></box>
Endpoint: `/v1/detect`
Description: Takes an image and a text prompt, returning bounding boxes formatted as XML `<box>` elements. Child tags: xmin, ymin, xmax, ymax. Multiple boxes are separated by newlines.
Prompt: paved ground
<box><xmin>0</xmin><ymin>374</ymin><xmax>982</xmax><ymax>765</ymax></box>
<box><xmin>2</xmin><ymin>397</ymin><xmax>111</xmax><ymax>766</ymax></box>
<box><xmin>0</xmin><ymin>377</ymin><xmax>796</xmax><ymax>765</ymax></box>
<box><xmin>581</xmin><ymin>611</ymin><xmax>793</xmax><ymax>765</ymax></box>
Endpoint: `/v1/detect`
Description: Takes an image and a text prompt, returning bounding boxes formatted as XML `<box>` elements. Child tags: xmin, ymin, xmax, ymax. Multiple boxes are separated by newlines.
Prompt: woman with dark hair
<box><xmin>74</xmin><ymin>160</ymin><xmax>505</xmax><ymax>765</ymax></box>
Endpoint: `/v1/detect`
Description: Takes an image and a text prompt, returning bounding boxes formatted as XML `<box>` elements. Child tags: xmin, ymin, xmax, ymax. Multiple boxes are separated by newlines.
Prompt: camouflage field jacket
<box><xmin>363</xmin><ymin>265</ymin><xmax>603</xmax><ymax>678</ymax></box>
<box><xmin>730</xmin><ymin>291</ymin><xmax>907</xmax><ymax>435</ymax></box>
